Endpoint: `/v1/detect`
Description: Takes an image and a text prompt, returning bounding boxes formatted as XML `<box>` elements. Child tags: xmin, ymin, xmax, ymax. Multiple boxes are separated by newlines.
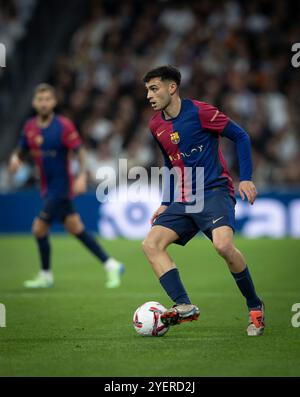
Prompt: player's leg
<box><xmin>142</xmin><ymin>224</ymin><xmax>199</xmax><ymax>325</ymax></box>
<box><xmin>212</xmin><ymin>225</ymin><xmax>264</xmax><ymax>336</ymax></box>
<box><xmin>63</xmin><ymin>212</ymin><xmax>124</xmax><ymax>288</ymax></box>
<box><xmin>24</xmin><ymin>217</ymin><xmax>53</xmax><ymax>288</ymax></box>
<box><xmin>212</xmin><ymin>226</ymin><xmax>247</xmax><ymax>273</ymax></box>
<box><xmin>142</xmin><ymin>225</ymin><xmax>178</xmax><ymax>278</ymax></box>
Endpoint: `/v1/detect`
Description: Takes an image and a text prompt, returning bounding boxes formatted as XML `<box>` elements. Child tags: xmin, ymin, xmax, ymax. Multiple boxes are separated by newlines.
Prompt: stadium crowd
<box><xmin>0</xmin><ymin>0</ymin><xmax>35</xmax><ymax>58</ymax></box>
<box><xmin>1</xmin><ymin>0</ymin><xmax>300</xmax><ymax>192</ymax></box>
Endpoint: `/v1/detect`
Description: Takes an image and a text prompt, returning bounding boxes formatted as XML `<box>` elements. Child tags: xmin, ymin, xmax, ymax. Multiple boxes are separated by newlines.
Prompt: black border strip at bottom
<box><xmin>0</xmin><ymin>377</ymin><xmax>299</xmax><ymax>394</ymax></box>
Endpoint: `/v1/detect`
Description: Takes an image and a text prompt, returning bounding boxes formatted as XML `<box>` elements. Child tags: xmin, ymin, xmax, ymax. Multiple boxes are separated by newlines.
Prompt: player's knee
<box><xmin>66</xmin><ymin>222</ymin><xmax>84</xmax><ymax>235</ymax></box>
<box><xmin>142</xmin><ymin>237</ymin><xmax>163</xmax><ymax>258</ymax></box>
<box><xmin>213</xmin><ymin>239</ymin><xmax>233</xmax><ymax>258</ymax></box>
<box><xmin>142</xmin><ymin>238</ymin><xmax>156</xmax><ymax>258</ymax></box>
<box><xmin>64</xmin><ymin>215</ymin><xmax>84</xmax><ymax>235</ymax></box>
<box><xmin>32</xmin><ymin>219</ymin><xmax>48</xmax><ymax>238</ymax></box>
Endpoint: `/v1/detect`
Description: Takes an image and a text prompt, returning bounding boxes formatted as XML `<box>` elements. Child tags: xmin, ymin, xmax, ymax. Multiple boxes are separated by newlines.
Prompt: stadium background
<box><xmin>0</xmin><ymin>0</ymin><xmax>300</xmax><ymax>378</ymax></box>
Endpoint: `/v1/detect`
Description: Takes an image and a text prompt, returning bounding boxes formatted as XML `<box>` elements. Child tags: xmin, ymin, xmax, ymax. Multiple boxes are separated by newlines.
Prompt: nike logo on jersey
<box><xmin>212</xmin><ymin>216</ymin><xmax>224</xmax><ymax>224</ymax></box>
<box><xmin>157</xmin><ymin>129</ymin><xmax>166</xmax><ymax>137</ymax></box>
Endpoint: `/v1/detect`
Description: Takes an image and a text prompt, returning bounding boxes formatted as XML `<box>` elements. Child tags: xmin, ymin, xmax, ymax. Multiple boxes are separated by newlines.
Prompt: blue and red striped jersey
<box><xmin>19</xmin><ymin>114</ymin><xmax>82</xmax><ymax>199</ymax></box>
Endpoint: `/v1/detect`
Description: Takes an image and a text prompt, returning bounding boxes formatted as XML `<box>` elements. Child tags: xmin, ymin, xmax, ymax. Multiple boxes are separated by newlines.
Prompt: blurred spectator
<box><xmin>0</xmin><ymin>0</ymin><xmax>35</xmax><ymax>56</ymax></box>
<box><xmin>86</xmin><ymin>139</ymin><xmax>118</xmax><ymax>189</ymax></box>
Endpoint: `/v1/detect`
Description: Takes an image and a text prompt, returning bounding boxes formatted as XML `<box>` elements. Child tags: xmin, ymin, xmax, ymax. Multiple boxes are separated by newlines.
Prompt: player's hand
<box><xmin>8</xmin><ymin>154</ymin><xmax>22</xmax><ymax>174</ymax></box>
<box><xmin>73</xmin><ymin>172</ymin><xmax>87</xmax><ymax>196</ymax></box>
<box><xmin>150</xmin><ymin>205</ymin><xmax>168</xmax><ymax>225</ymax></box>
<box><xmin>239</xmin><ymin>181</ymin><xmax>257</xmax><ymax>205</ymax></box>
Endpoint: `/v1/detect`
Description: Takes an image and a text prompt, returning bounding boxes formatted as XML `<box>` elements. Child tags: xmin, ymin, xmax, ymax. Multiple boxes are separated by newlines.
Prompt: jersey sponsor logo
<box><xmin>168</xmin><ymin>145</ymin><xmax>204</xmax><ymax>162</ymax></box>
<box><xmin>30</xmin><ymin>149</ymin><xmax>42</xmax><ymax>157</ymax></box>
<box><xmin>30</xmin><ymin>149</ymin><xmax>57</xmax><ymax>158</ymax></box>
<box><xmin>170</xmin><ymin>131</ymin><xmax>180</xmax><ymax>144</ymax></box>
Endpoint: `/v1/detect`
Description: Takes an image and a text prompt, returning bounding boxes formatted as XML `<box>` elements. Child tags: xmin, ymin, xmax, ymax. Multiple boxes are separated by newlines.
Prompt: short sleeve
<box><xmin>195</xmin><ymin>101</ymin><xmax>229</xmax><ymax>134</ymax></box>
<box><xmin>61</xmin><ymin>117</ymin><xmax>82</xmax><ymax>150</ymax></box>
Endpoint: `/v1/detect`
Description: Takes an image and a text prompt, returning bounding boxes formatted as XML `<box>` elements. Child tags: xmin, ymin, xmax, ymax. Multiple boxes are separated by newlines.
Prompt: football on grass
<box><xmin>133</xmin><ymin>301</ymin><xmax>169</xmax><ymax>336</ymax></box>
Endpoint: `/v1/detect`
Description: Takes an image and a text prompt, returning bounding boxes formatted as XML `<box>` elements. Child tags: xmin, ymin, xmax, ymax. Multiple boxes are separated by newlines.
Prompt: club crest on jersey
<box><xmin>170</xmin><ymin>131</ymin><xmax>180</xmax><ymax>144</ymax></box>
<box><xmin>35</xmin><ymin>135</ymin><xmax>44</xmax><ymax>146</ymax></box>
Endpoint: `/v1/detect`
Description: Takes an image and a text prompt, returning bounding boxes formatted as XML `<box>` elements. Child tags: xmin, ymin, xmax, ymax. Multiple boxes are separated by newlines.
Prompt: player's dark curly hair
<box><xmin>142</xmin><ymin>65</ymin><xmax>181</xmax><ymax>86</ymax></box>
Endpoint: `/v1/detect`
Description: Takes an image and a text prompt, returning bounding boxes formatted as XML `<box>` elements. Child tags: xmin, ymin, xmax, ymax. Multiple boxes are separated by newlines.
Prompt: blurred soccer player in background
<box><xmin>142</xmin><ymin>65</ymin><xmax>264</xmax><ymax>336</ymax></box>
<box><xmin>8</xmin><ymin>84</ymin><xmax>124</xmax><ymax>289</ymax></box>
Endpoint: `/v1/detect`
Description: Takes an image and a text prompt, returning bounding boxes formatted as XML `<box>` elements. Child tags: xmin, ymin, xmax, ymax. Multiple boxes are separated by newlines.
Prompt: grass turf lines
<box><xmin>0</xmin><ymin>236</ymin><xmax>299</xmax><ymax>376</ymax></box>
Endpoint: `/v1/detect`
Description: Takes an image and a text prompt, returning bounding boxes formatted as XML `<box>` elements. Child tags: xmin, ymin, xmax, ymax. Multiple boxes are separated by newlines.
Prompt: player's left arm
<box><xmin>198</xmin><ymin>102</ymin><xmax>257</xmax><ymax>204</ymax></box>
<box><xmin>222</xmin><ymin>120</ymin><xmax>257</xmax><ymax>205</ymax></box>
<box><xmin>72</xmin><ymin>146</ymin><xmax>88</xmax><ymax>195</ymax></box>
<box><xmin>8</xmin><ymin>125</ymin><xmax>30</xmax><ymax>173</ymax></box>
<box><xmin>61</xmin><ymin>117</ymin><xmax>87</xmax><ymax>195</ymax></box>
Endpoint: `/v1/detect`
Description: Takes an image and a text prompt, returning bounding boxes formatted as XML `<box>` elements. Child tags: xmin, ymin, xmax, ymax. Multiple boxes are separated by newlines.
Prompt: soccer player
<box><xmin>8</xmin><ymin>83</ymin><xmax>124</xmax><ymax>289</ymax></box>
<box><xmin>142</xmin><ymin>66</ymin><xmax>265</xmax><ymax>336</ymax></box>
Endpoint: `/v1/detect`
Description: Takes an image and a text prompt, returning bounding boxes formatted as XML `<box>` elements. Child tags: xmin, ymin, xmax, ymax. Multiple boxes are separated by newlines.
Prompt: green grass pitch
<box><xmin>0</xmin><ymin>235</ymin><xmax>299</xmax><ymax>377</ymax></box>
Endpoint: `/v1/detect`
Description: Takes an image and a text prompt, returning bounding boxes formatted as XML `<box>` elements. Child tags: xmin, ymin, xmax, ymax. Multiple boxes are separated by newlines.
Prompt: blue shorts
<box><xmin>38</xmin><ymin>197</ymin><xmax>76</xmax><ymax>224</ymax></box>
<box><xmin>153</xmin><ymin>190</ymin><xmax>236</xmax><ymax>245</ymax></box>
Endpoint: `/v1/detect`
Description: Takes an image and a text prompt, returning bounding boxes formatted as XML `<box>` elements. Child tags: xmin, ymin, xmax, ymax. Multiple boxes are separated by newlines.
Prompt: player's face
<box><xmin>145</xmin><ymin>78</ymin><xmax>175</xmax><ymax>111</ymax></box>
<box><xmin>32</xmin><ymin>91</ymin><xmax>57</xmax><ymax>117</ymax></box>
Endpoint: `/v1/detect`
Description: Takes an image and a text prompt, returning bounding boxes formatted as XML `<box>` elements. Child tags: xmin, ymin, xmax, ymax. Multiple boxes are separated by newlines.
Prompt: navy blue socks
<box><xmin>36</xmin><ymin>236</ymin><xmax>51</xmax><ymax>271</ymax></box>
<box><xmin>36</xmin><ymin>232</ymin><xmax>110</xmax><ymax>270</ymax></box>
<box><xmin>75</xmin><ymin>230</ymin><xmax>109</xmax><ymax>263</ymax></box>
<box><xmin>231</xmin><ymin>266</ymin><xmax>261</xmax><ymax>309</ymax></box>
<box><xmin>159</xmin><ymin>268</ymin><xmax>191</xmax><ymax>305</ymax></box>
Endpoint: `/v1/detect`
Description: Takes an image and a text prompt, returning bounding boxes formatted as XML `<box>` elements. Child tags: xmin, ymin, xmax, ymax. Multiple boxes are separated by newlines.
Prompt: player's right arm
<box><xmin>150</xmin><ymin>153</ymin><xmax>171</xmax><ymax>224</ymax></box>
<box><xmin>149</xmin><ymin>122</ymin><xmax>174</xmax><ymax>224</ymax></box>
<box><xmin>8</xmin><ymin>151</ymin><xmax>23</xmax><ymax>174</ymax></box>
<box><xmin>8</xmin><ymin>129</ymin><xmax>29</xmax><ymax>174</ymax></box>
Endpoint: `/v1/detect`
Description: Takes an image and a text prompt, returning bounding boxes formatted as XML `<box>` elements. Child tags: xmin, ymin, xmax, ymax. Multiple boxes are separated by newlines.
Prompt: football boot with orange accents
<box><xmin>160</xmin><ymin>303</ymin><xmax>200</xmax><ymax>326</ymax></box>
<box><xmin>247</xmin><ymin>301</ymin><xmax>265</xmax><ymax>336</ymax></box>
